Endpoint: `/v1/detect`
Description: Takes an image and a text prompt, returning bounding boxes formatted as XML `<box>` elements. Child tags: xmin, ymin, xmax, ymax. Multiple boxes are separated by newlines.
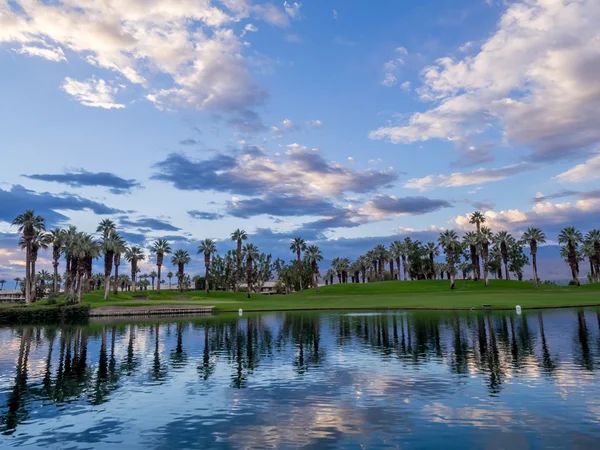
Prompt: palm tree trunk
<box><xmin>449</xmin><ymin>251</ymin><xmax>455</xmax><ymax>290</ymax></box>
<box><xmin>157</xmin><ymin>264</ymin><xmax>162</xmax><ymax>294</ymax></box>
<box><xmin>113</xmin><ymin>264</ymin><xmax>119</xmax><ymax>295</ymax></box>
<box><xmin>402</xmin><ymin>256</ymin><xmax>408</xmax><ymax>281</ymax></box>
<box><xmin>236</xmin><ymin>241</ymin><xmax>241</xmax><ymax>293</ymax></box>
<box><xmin>389</xmin><ymin>259</ymin><xmax>394</xmax><ymax>280</ymax></box>
<box><xmin>31</xmin><ymin>256</ymin><xmax>36</xmax><ymax>301</ymax></box>
<box><xmin>503</xmin><ymin>258</ymin><xmax>511</xmax><ymax>281</ymax></box>
<box><xmin>205</xmin><ymin>255</ymin><xmax>210</xmax><ymax>294</ymax></box>
<box><xmin>532</xmin><ymin>252</ymin><xmax>539</xmax><ymax>288</ymax></box>
<box><xmin>53</xmin><ymin>260</ymin><xmax>59</xmax><ymax>293</ymax></box>
<box><xmin>297</xmin><ymin>251</ymin><xmax>303</xmax><ymax>291</ymax></box>
<box><xmin>482</xmin><ymin>246</ymin><xmax>489</xmax><ymax>287</ymax></box>
<box><xmin>25</xmin><ymin>241</ymin><xmax>31</xmax><ymax>304</ymax></box>
<box><xmin>77</xmin><ymin>272</ymin><xmax>83</xmax><ymax>303</ymax></box>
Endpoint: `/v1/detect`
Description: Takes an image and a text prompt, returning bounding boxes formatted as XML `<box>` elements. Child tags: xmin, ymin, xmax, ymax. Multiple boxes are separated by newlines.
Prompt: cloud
<box><xmin>14</xmin><ymin>45</ymin><xmax>66</xmax><ymax>62</ymax></box>
<box><xmin>0</xmin><ymin>185</ymin><xmax>123</xmax><ymax>226</ymax></box>
<box><xmin>347</xmin><ymin>157</ymin><xmax>356</xmax><ymax>164</ymax></box>
<box><xmin>285</xmin><ymin>34</ymin><xmax>301</xmax><ymax>43</ymax></box>
<box><xmin>451</xmin><ymin>140</ymin><xmax>496</xmax><ymax>167</ymax></box>
<box><xmin>284</xmin><ymin>2</ymin><xmax>301</xmax><ymax>19</ymax></box>
<box><xmin>370</xmin><ymin>0</ymin><xmax>600</xmax><ymax>163</ymax></box>
<box><xmin>469</xmin><ymin>201</ymin><xmax>495</xmax><ymax>211</ymax></box>
<box><xmin>404</xmin><ymin>163</ymin><xmax>533</xmax><ymax>191</ymax></box>
<box><xmin>23</xmin><ymin>170</ymin><xmax>141</xmax><ymax>194</ymax></box>
<box><xmin>241</xmin><ymin>23</ymin><xmax>258</xmax><ymax>36</ymax></box>
<box><xmin>281</xmin><ymin>118</ymin><xmax>296</xmax><ymax>130</ymax></box>
<box><xmin>2</xmin><ymin>0</ymin><xmax>283</xmax><ymax>121</ymax></box>
<box><xmin>187</xmin><ymin>210</ymin><xmax>225</xmax><ymax>221</ymax></box>
<box><xmin>152</xmin><ymin>144</ymin><xmax>398</xmax><ymax>197</ymax></box>
<box><xmin>226</xmin><ymin>109</ymin><xmax>266</xmax><ymax>132</ymax></box>
<box><xmin>179</xmin><ymin>138</ymin><xmax>198</xmax><ymax>146</ymax></box>
<box><xmin>62</xmin><ymin>77</ymin><xmax>124</xmax><ymax>109</ymax></box>
<box><xmin>554</xmin><ymin>153</ymin><xmax>600</xmax><ymax>183</ymax></box>
<box><xmin>308</xmin><ymin>119</ymin><xmax>323</xmax><ymax>128</ymax></box>
<box><xmin>381</xmin><ymin>47</ymin><xmax>408</xmax><ymax>87</ymax></box>
<box><xmin>368</xmin><ymin>158</ymin><xmax>383</xmax><ymax>165</ymax></box>
<box><xmin>227</xmin><ymin>193</ymin><xmax>340</xmax><ymax>219</ymax></box>
<box><xmin>119</xmin><ymin>217</ymin><xmax>181</xmax><ymax>232</ymax></box>
<box><xmin>333</xmin><ymin>10</ymin><xmax>338</xmax><ymax>20</ymax></box>
<box><xmin>361</xmin><ymin>195</ymin><xmax>452</xmax><ymax>219</ymax></box>
<box><xmin>532</xmin><ymin>190</ymin><xmax>579</xmax><ymax>203</ymax></box>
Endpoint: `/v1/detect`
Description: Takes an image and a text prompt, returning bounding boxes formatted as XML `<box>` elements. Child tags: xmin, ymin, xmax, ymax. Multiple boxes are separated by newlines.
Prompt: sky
<box><xmin>1</xmin><ymin>0</ymin><xmax>600</xmax><ymax>281</ymax></box>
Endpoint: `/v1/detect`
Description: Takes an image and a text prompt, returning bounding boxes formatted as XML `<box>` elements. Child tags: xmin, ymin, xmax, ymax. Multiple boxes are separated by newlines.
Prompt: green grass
<box><xmin>72</xmin><ymin>280</ymin><xmax>600</xmax><ymax>312</ymax></box>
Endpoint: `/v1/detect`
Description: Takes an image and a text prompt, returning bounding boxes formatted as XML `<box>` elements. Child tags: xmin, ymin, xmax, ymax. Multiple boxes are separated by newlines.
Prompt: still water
<box><xmin>1</xmin><ymin>309</ymin><xmax>600</xmax><ymax>449</ymax></box>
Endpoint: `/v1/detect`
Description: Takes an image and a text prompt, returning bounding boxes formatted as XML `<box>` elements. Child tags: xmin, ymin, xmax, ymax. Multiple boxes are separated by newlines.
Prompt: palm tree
<box><xmin>12</xmin><ymin>210</ymin><xmax>45</xmax><ymax>304</ymax></box>
<box><xmin>478</xmin><ymin>227</ymin><xmax>493</xmax><ymax>287</ymax></box>
<box><xmin>71</xmin><ymin>233</ymin><xmax>98</xmax><ymax>303</ymax></box>
<box><xmin>151</xmin><ymin>239</ymin><xmax>172</xmax><ymax>294</ymax></box>
<box><xmin>585</xmin><ymin>229</ymin><xmax>600</xmax><ymax>283</ymax></box>
<box><xmin>425</xmin><ymin>242</ymin><xmax>439</xmax><ymax>280</ymax></box>
<box><xmin>324</xmin><ymin>268</ymin><xmax>335</xmax><ymax>285</ymax></box>
<box><xmin>13</xmin><ymin>277</ymin><xmax>21</xmax><ymax>289</ymax></box>
<box><xmin>97</xmin><ymin>219</ymin><xmax>117</xmax><ymax>300</ymax></box>
<box><xmin>198</xmin><ymin>238</ymin><xmax>217</xmax><ymax>294</ymax></box>
<box><xmin>24</xmin><ymin>230</ymin><xmax>51</xmax><ymax>300</ymax></box>
<box><xmin>390</xmin><ymin>241</ymin><xmax>402</xmax><ymax>280</ymax></box>
<box><xmin>463</xmin><ymin>232</ymin><xmax>480</xmax><ymax>281</ymax></box>
<box><xmin>112</xmin><ymin>234</ymin><xmax>126</xmax><ymax>295</ymax></box>
<box><xmin>494</xmin><ymin>231</ymin><xmax>515</xmax><ymax>281</ymax></box>
<box><xmin>522</xmin><ymin>228</ymin><xmax>546</xmax><ymax>287</ymax></box>
<box><xmin>167</xmin><ymin>271</ymin><xmax>173</xmax><ymax>290</ymax></box>
<box><xmin>582</xmin><ymin>241</ymin><xmax>596</xmax><ymax>282</ymax></box>
<box><xmin>231</xmin><ymin>229</ymin><xmax>248</xmax><ymax>292</ymax></box>
<box><xmin>150</xmin><ymin>270</ymin><xmax>158</xmax><ymax>290</ymax></box>
<box><xmin>438</xmin><ymin>230</ymin><xmax>460</xmax><ymax>289</ymax></box>
<box><xmin>125</xmin><ymin>246</ymin><xmax>145</xmax><ymax>292</ymax></box>
<box><xmin>469</xmin><ymin>211</ymin><xmax>486</xmax><ymax>232</ymax></box>
<box><xmin>402</xmin><ymin>238</ymin><xmax>412</xmax><ymax>280</ymax></box>
<box><xmin>558</xmin><ymin>227</ymin><xmax>584</xmax><ymax>286</ymax></box>
<box><xmin>171</xmin><ymin>250</ymin><xmax>191</xmax><ymax>291</ymax></box>
<box><xmin>305</xmin><ymin>245</ymin><xmax>323</xmax><ymax>292</ymax></box>
<box><xmin>290</xmin><ymin>238</ymin><xmax>307</xmax><ymax>291</ymax></box>
<box><xmin>0</xmin><ymin>279</ymin><xmax>5</xmax><ymax>290</ymax></box>
<box><xmin>374</xmin><ymin>244</ymin><xmax>389</xmax><ymax>280</ymax></box>
<box><xmin>62</xmin><ymin>225</ymin><xmax>78</xmax><ymax>295</ymax></box>
<box><xmin>243</xmin><ymin>243</ymin><xmax>259</xmax><ymax>298</ymax></box>
<box><xmin>48</xmin><ymin>228</ymin><xmax>64</xmax><ymax>293</ymax></box>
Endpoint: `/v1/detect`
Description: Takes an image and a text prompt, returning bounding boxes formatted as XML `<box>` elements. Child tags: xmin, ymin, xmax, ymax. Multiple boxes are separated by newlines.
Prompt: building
<box><xmin>0</xmin><ymin>289</ymin><xmax>25</xmax><ymax>303</ymax></box>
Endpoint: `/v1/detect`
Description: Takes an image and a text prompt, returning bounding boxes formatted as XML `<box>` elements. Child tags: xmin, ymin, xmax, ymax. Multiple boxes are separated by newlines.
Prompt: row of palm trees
<box><xmin>323</xmin><ymin>213</ymin><xmax>600</xmax><ymax>289</ymax></box>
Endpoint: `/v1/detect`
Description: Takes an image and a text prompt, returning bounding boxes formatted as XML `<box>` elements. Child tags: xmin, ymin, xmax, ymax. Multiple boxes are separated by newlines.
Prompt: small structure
<box><xmin>0</xmin><ymin>290</ymin><xmax>25</xmax><ymax>303</ymax></box>
<box><xmin>240</xmin><ymin>282</ymin><xmax>278</xmax><ymax>295</ymax></box>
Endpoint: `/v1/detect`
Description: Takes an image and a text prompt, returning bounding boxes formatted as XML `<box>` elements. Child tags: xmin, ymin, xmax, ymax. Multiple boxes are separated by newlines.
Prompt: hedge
<box><xmin>0</xmin><ymin>304</ymin><xmax>90</xmax><ymax>325</ymax></box>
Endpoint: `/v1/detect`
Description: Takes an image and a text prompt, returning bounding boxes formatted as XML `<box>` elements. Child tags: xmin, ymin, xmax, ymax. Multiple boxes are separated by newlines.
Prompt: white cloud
<box><xmin>1</xmin><ymin>0</ymin><xmax>279</xmax><ymax>117</ymax></box>
<box><xmin>285</xmin><ymin>34</ymin><xmax>301</xmax><ymax>43</ymax></box>
<box><xmin>284</xmin><ymin>2</ymin><xmax>301</xmax><ymax>18</ymax></box>
<box><xmin>308</xmin><ymin>119</ymin><xmax>323</xmax><ymax>128</ymax></box>
<box><xmin>381</xmin><ymin>73</ymin><xmax>397</xmax><ymax>87</ymax></box>
<box><xmin>381</xmin><ymin>47</ymin><xmax>408</xmax><ymax>87</ymax></box>
<box><xmin>333</xmin><ymin>9</ymin><xmax>338</xmax><ymax>20</ymax></box>
<box><xmin>404</xmin><ymin>163</ymin><xmax>533</xmax><ymax>191</ymax></box>
<box><xmin>347</xmin><ymin>157</ymin><xmax>356</xmax><ymax>164</ymax></box>
<box><xmin>282</xmin><ymin>118</ymin><xmax>296</xmax><ymax>130</ymax></box>
<box><xmin>62</xmin><ymin>77</ymin><xmax>125</xmax><ymax>109</ymax></box>
<box><xmin>14</xmin><ymin>45</ymin><xmax>66</xmax><ymax>62</ymax></box>
<box><xmin>241</xmin><ymin>23</ymin><xmax>258</xmax><ymax>36</ymax></box>
<box><xmin>368</xmin><ymin>158</ymin><xmax>383</xmax><ymax>165</ymax></box>
<box><xmin>370</xmin><ymin>0</ymin><xmax>600</xmax><ymax>162</ymax></box>
<box><xmin>400</xmin><ymin>81</ymin><xmax>411</xmax><ymax>91</ymax></box>
<box><xmin>554</xmin><ymin>153</ymin><xmax>600</xmax><ymax>183</ymax></box>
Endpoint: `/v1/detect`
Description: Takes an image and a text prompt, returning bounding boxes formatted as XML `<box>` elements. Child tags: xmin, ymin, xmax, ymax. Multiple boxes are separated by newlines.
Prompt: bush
<box><xmin>46</xmin><ymin>293</ymin><xmax>59</xmax><ymax>305</ymax></box>
<box><xmin>0</xmin><ymin>304</ymin><xmax>90</xmax><ymax>325</ymax></box>
<box><xmin>64</xmin><ymin>293</ymin><xmax>78</xmax><ymax>305</ymax></box>
<box><xmin>568</xmin><ymin>280</ymin><xmax>580</xmax><ymax>286</ymax></box>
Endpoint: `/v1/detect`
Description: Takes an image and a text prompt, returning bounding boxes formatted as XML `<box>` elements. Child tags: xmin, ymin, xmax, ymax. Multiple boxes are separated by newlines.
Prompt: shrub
<box><xmin>568</xmin><ymin>280</ymin><xmax>579</xmax><ymax>286</ymax></box>
<box><xmin>46</xmin><ymin>293</ymin><xmax>59</xmax><ymax>305</ymax></box>
<box><xmin>0</xmin><ymin>304</ymin><xmax>90</xmax><ymax>325</ymax></box>
<box><xmin>64</xmin><ymin>293</ymin><xmax>78</xmax><ymax>305</ymax></box>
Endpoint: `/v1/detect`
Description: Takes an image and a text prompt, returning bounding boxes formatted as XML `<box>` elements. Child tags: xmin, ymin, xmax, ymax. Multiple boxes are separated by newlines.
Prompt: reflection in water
<box><xmin>1</xmin><ymin>309</ymin><xmax>600</xmax><ymax>448</ymax></box>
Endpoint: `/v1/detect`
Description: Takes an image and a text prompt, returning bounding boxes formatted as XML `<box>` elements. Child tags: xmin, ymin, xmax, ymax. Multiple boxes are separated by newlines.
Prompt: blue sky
<box><xmin>1</xmin><ymin>0</ymin><xmax>600</xmax><ymax>280</ymax></box>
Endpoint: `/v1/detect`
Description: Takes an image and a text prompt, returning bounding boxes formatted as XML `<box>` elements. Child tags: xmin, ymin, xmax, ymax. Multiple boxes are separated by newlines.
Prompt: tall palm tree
<box><xmin>49</xmin><ymin>228</ymin><xmax>64</xmax><ymax>293</ymax></box>
<box><xmin>230</xmin><ymin>229</ymin><xmax>248</xmax><ymax>292</ymax></box>
<box><xmin>198</xmin><ymin>238</ymin><xmax>217</xmax><ymax>294</ymax></box>
<box><xmin>151</xmin><ymin>239</ymin><xmax>172</xmax><ymax>294</ymax></box>
<box><xmin>463</xmin><ymin>232</ymin><xmax>480</xmax><ymax>281</ymax></box>
<box><xmin>125</xmin><ymin>246</ymin><xmax>145</xmax><ymax>292</ymax></box>
<box><xmin>374</xmin><ymin>244</ymin><xmax>388</xmax><ymax>280</ymax></box>
<box><xmin>558</xmin><ymin>227</ymin><xmax>583</xmax><ymax>286</ymax></box>
<box><xmin>522</xmin><ymin>227</ymin><xmax>546</xmax><ymax>287</ymax></box>
<box><xmin>402</xmin><ymin>238</ymin><xmax>412</xmax><ymax>281</ymax></box>
<box><xmin>325</xmin><ymin>268</ymin><xmax>335</xmax><ymax>285</ymax></box>
<box><xmin>582</xmin><ymin>241</ymin><xmax>597</xmax><ymax>282</ymax></box>
<box><xmin>305</xmin><ymin>245</ymin><xmax>323</xmax><ymax>292</ymax></box>
<box><xmin>243</xmin><ymin>243</ymin><xmax>259</xmax><ymax>298</ymax></box>
<box><xmin>150</xmin><ymin>270</ymin><xmax>158</xmax><ymax>290</ymax></box>
<box><xmin>171</xmin><ymin>250</ymin><xmax>191</xmax><ymax>291</ymax></box>
<box><xmin>167</xmin><ymin>271</ymin><xmax>173</xmax><ymax>290</ymax></box>
<box><xmin>438</xmin><ymin>230</ymin><xmax>460</xmax><ymax>289</ymax></box>
<box><xmin>13</xmin><ymin>277</ymin><xmax>21</xmax><ymax>289</ymax></box>
<box><xmin>390</xmin><ymin>241</ymin><xmax>402</xmax><ymax>280</ymax></box>
<box><xmin>12</xmin><ymin>210</ymin><xmax>45</xmax><ymax>304</ymax></box>
<box><xmin>71</xmin><ymin>233</ymin><xmax>98</xmax><ymax>303</ymax></box>
<box><xmin>23</xmin><ymin>230</ymin><xmax>51</xmax><ymax>300</ymax></box>
<box><xmin>97</xmin><ymin>219</ymin><xmax>117</xmax><ymax>300</ymax></box>
<box><xmin>290</xmin><ymin>237</ymin><xmax>307</xmax><ymax>291</ymax></box>
<box><xmin>112</xmin><ymin>234</ymin><xmax>126</xmax><ymax>295</ymax></box>
<box><xmin>62</xmin><ymin>225</ymin><xmax>79</xmax><ymax>295</ymax></box>
<box><xmin>478</xmin><ymin>227</ymin><xmax>493</xmax><ymax>287</ymax></box>
<box><xmin>425</xmin><ymin>242</ymin><xmax>439</xmax><ymax>280</ymax></box>
<box><xmin>494</xmin><ymin>231</ymin><xmax>515</xmax><ymax>281</ymax></box>
<box><xmin>585</xmin><ymin>229</ymin><xmax>600</xmax><ymax>283</ymax></box>
<box><xmin>469</xmin><ymin>211</ymin><xmax>486</xmax><ymax>232</ymax></box>
<box><xmin>0</xmin><ymin>279</ymin><xmax>5</xmax><ymax>290</ymax></box>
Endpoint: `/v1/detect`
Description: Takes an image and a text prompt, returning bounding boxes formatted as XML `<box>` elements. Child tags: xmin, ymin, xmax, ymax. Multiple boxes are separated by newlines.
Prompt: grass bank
<box><xmin>73</xmin><ymin>280</ymin><xmax>600</xmax><ymax>312</ymax></box>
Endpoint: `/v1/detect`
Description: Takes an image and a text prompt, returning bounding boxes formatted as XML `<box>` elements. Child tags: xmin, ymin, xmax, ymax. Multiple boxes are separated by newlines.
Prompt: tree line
<box><xmin>10</xmin><ymin>209</ymin><xmax>600</xmax><ymax>304</ymax></box>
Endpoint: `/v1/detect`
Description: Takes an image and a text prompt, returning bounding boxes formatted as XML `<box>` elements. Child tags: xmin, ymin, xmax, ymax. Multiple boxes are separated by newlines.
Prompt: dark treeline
<box><xmin>2</xmin><ymin>309</ymin><xmax>600</xmax><ymax>435</ymax></box>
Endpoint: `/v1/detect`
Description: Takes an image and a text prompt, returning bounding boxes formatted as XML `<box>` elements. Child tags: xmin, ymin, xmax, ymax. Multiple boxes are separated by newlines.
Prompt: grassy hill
<box><xmin>77</xmin><ymin>279</ymin><xmax>600</xmax><ymax>312</ymax></box>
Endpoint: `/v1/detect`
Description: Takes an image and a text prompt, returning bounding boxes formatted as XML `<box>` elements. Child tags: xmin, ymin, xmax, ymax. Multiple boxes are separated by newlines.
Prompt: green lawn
<box><xmin>70</xmin><ymin>279</ymin><xmax>600</xmax><ymax>312</ymax></box>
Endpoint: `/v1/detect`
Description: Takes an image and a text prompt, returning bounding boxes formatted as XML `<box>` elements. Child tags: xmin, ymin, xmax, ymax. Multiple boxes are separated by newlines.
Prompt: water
<box><xmin>1</xmin><ymin>309</ymin><xmax>600</xmax><ymax>449</ymax></box>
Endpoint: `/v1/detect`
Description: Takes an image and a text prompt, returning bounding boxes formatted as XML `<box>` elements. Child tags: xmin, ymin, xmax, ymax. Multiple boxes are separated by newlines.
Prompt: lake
<box><xmin>1</xmin><ymin>309</ymin><xmax>600</xmax><ymax>449</ymax></box>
